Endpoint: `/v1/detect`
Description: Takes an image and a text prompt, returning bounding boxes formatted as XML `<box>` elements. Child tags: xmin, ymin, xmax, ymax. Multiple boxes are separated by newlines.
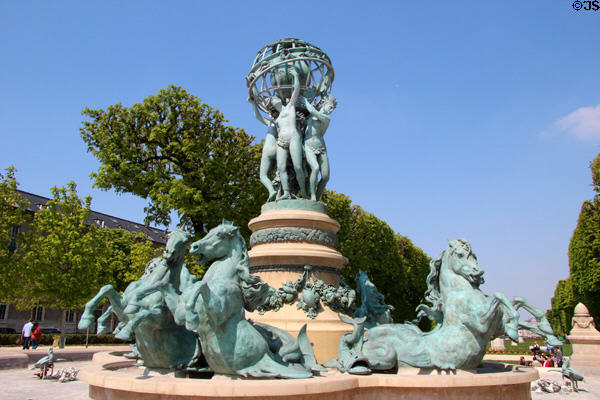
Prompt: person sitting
<box><xmin>519</xmin><ymin>356</ymin><xmax>526</xmax><ymax>366</ymax></box>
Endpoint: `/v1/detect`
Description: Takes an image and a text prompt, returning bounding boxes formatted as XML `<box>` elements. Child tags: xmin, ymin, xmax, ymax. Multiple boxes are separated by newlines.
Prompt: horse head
<box><xmin>189</xmin><ymin>220</ymin><xmax>240</xmax><ymax>265</ymax></box>
<box><xmin>443</xmin><ymin>239</ymin><xmax>485</xmax><ymax>288</ymax></box>
<box><xmin>163</xmin><ymin>230</ymin><xmax>190</xmax><ymax>265</ymax></box>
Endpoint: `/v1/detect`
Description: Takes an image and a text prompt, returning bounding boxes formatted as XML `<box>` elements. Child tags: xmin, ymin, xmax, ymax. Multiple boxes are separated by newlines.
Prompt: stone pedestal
<box><xmin>246</xmin><ymin>200</ymin><xmax>350</xmax><ymax>363</ymax></box>
<box><xmin>567</xmin><ymin>302</ymin><xmax>600</xmax><ymax>371</ymax></box>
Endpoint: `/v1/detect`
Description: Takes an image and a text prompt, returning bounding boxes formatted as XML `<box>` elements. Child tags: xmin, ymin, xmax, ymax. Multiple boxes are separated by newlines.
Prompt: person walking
<box><xmin>31</xmin><ymin>322</ymin><xmax>42</xmax><ymax>349</ymax></box>
<box><xmin>21</xmin><ymin>319</ymin><xmax>34</xmax><ymax>350</ymax></box>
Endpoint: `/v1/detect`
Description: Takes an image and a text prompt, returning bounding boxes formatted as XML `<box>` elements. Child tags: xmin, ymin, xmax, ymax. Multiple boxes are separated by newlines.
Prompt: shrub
<box><xmin>0</xmin><ymin>333</ymin><xmax>130</xmax><ymax>346</ymax></box>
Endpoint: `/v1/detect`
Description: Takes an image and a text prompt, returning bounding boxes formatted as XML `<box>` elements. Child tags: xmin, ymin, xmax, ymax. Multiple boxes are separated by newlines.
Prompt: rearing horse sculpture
<box><xmin>78</xmin><ymin>231</ymin><xmax>201</xmax><ymax>369</ymax></box>
<box><xmin>340</xmin><ymin>239</ymin><xmax>561</xmax><ymax>372</ymax></box>
<box><xmin>183</xmin><ymin>221</ymin><xmax>315</xmax><ymax>378</ymax></box>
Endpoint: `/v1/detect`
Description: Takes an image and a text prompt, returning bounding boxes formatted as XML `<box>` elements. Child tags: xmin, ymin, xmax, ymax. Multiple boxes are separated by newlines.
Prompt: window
<box><xmin>31</xmin><ymin>305</ymin><xmax>44</xmax><ymax>321</ymax></box>
<box><xmin>65</xmin><ymin>310</ymin><xmax>76</xmax><ymax>323</ymax></box>
<box><xmin>8</xmin><ymin>226</ymin><xmax>18</xmax><ymax>254</ymax></box>
<box><xmin>0</xmin><ymin>303</ymin><xmax>7</xmax><ymax>320</ymax></box>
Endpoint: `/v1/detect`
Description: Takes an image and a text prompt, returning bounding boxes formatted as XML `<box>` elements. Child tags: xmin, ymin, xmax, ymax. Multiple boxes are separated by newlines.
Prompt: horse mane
<box><xmin>219</xmin><ymin>221</ymin><xmax>273</xmax><ymax>312</ymax></box>
<box><xmin>415</xmin><ymin>251</ymin><xmax>444</xmax><ymax>325</ymax></box>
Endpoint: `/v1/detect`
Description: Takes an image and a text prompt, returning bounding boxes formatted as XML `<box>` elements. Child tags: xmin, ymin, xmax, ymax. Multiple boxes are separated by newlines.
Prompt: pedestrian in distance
<box><xmin>21</xmin><ymin>319</ymin><xmax>34</xmax><ymax>350</ymax></box>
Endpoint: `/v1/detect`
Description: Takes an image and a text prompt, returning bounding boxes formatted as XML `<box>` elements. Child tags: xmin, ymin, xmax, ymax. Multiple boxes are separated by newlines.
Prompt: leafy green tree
<box><xmin>547</xmin><ymin>278</ymin><xmax>576</xmax><ymax>336</ymax></box>
<box><xmin>99</xmin><ymin>229</ymin><xmax>160</xmax><ymax>292</ymax></box>
<box><xmin>0</xmin><ymin>166</ymin><xmax>31</xmax><ymax>301</ymax></box>
<box><xmin>322</xmin><ymin>190</ymin><xmax>431</xmax><ymax>328</ymax></box>
<box><xmin>10</xmin><ymin>182</ymin><xmax>117</xmax><ymax>346</ymax></box>
<box><xmin>80</xmin><ymin>85</ymin><xmax>263</xmax><ymax>239</ymax></box>
<box><xmin>548</xmin><ymin>153</ymin><xmax>600</xmax><ymax>329</ymax></box>
<box><xmin>569</xmin><ymin>197</ymin><xmax>600</xmax><ymax>321</ymax></box>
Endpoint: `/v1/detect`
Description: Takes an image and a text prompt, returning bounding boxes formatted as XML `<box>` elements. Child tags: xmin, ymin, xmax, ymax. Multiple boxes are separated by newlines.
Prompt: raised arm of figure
<box><xmin>288</xmin><ymin>65</ymin><xmax>301</xmax><ymax>107</ymax></box>
<box><xmin>303</xmin><ymin>97</ymin><xmax>330</xmax><ymax>122</ymax></box>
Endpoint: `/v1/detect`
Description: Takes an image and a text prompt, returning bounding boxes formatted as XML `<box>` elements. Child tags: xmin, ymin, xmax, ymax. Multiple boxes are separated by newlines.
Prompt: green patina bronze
<box><xmin>353</xmin><ymin>269</ymin><xmax>394</xmax><ymax>329</ymax></box>
<box><xmin>78</xmin><ymin>231</ymin><xmax>202</xmax><ymax>369</ymax></box>
<box><xmin>76</xmin><ymin>38</ymin><xmax>561</xmax><ymax>379</ymax></box>
<box><xmin>260</xmin><ymin>198</ymin><xmax>328</xmax><ymax>213</ymax></box>
<box><xmin>247</xmin><ymin>39</ymin><xmax>335</xmax><ymax>203</ymax></box>
<box><xmin>335</xmin><ymin>239</ymin><xmax>562</xmax><ymax>373</ymax></box>
<box><xmin>254</xmin><ymin>265</ymin><xmax>355</xmax><ymax>318</ymax></box>
<box><xmin>181</xmin><ymin>221</ymin><xmax>317</xmax><ymax>378</ymax></box>
<box><xmin>250</xmin><ymin>227</ymin><xmax>338</xmax><ymax>248</ymax></box>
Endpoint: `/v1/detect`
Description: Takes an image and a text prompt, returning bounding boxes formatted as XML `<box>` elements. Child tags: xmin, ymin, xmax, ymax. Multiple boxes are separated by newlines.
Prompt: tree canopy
<box><xmin>80</xmin><ymin>85</ymin><xmax>263</xmax><ymax>239</ymax></box>
<box><xmin>548</xmin><ymin>153</ymin><xmax>600</xmax><ymax>331</ymax></box>
<box><xmin>0</xmin><ymin>166</ymin><xmax>31</xmax><ymax>300</ymax></box>
<box><xmin>12</xmin><ymin>182</ymin><xmax>114</xmax><ymax>311</ymax></box>
<box><xmin>322</xmin><ymin>190</ymin><xmax>431</xmax><ymax>328</ymax></box>
<box><xmin>547</xmin><ymin>278</ymin><xmax>576</xmax><ymax>336</ymax></box>
<box><xmin>0</xmin><ymin>174</ymin><xmax>160</xmax><ymax>344</ymax></box>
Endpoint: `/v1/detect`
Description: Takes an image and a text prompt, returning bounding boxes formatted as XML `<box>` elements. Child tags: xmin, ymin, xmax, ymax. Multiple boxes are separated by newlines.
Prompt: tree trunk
<box><xmin>59</xmin><ymin>309</ymin><xmax>67</xmax><ymax>349</ymax></box>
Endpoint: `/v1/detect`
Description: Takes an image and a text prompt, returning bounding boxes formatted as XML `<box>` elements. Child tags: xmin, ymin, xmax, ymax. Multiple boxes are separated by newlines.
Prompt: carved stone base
<box><xmin>247</xmin><ymin>200</ymin><xmax>351</xmax><ymax>362</ymax></box>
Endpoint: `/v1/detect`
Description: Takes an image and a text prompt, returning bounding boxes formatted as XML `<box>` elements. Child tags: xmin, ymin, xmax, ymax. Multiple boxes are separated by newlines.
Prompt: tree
<box><xmin>99</xmin><ymin>229</ymin><xmax>160</xmax><ymax>292</ymax></box>
<box><xmin>80</xmin><ymin>85</ymin><xmax>263</xmax><ymax>240</ymax></box>
<box><xmin>0</xmin><ymin>166</ymin><xmax>31</xmax><ymax>300</ymax></box>
<box><xmin>569</xmin><ymin>195</ymin><xmax>600</xmax><ymax>321</ymax></box>
<box><xmin>322</xmin><ymin>190</ymin><xmax>431</xmax><ymax>328</ymax></box>
<box><xmin>548</xmin><ymin>153</ymin><xmax>600</xmax><ymax>329</ymax></box>
<box><xmin>547</xmin><ymin>278</ymin><xmax>576</xmax><ymax>336</ymax></box>
<box><xmin>10</xmin><ymin>182</ymin><xmax>117</xmax><ymax>346</ymax></box>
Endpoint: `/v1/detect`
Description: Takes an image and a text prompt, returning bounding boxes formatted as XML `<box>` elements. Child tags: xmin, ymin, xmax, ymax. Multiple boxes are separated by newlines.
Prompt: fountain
<box><xmin>78</xmin><ymin>38</ymin><xmax>558</xmax><ymax>400</ymax></box>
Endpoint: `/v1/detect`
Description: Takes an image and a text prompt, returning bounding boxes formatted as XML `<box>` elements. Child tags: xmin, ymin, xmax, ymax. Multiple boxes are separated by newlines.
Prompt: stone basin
<box><xmin>82</xmin><ymin>351</ymin><xmax>538</xmax><ymax>400</ymax></box>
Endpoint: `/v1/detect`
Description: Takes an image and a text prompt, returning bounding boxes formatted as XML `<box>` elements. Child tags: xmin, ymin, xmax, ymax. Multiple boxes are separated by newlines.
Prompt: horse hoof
<box><xmin>77</xmin><ymin>315</ymin><xmax>95</xmax><ymax>330</ymax></box>
<box><xmin>115</xmin><ymin>329</ymin><xmax>132</xmax><ymax>341</ymax></box>
<box><xmin>348</xmin><ymin>365</ymin><xmax>372</xmax><ymax>375</ymax></box>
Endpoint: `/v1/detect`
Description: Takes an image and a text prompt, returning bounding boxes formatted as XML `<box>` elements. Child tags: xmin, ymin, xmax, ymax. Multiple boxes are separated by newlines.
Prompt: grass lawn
<box><xmin>486</xmin><ymin>339</ymin><xmax>572</xmax><ymax>356</ymax></box>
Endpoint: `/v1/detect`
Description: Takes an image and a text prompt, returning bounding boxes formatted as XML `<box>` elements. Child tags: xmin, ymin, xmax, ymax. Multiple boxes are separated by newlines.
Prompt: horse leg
<box><xmin>79</xmin><ymin>285</ymin><xmax>120</xmax><ymax>330</ymax></box>
<box><xmin>493</xmin><ymin>292</ymin><xmax>520</xmax><ymax>342</ymax></box>
<box><xmin>512</xmin><ymin>297</ymin><xmax>561</xmax><ymax>345</ymax></box>
<box><xmin>115</xmin><ymin>306</ymin><xmax>162</xmax><ymax>341</ymax></box>
<box><xmin>197</xmin><ymin>281</ymin><xmax>233</xmax><ymax>326</ymax></box>
<box><xmin>96</xmin><ymin>306</ymin><xmax>114</xmax><ymax>334</ymax></box>
<box><xmin>477</xmin><ymin>293</ymin><xmax>519</xmax><ymax>342</ymax></box>
<box><xmin>184</xmin><ymin>283</ymin><xmax>204</xmax><ymax>331</ymax></box>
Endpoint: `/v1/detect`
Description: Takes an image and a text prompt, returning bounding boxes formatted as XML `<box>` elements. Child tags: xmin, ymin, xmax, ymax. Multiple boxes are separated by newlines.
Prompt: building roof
<box><xmin>18</xmin><ymin>190</ymin><xmax>167</xmax><ymax>245</ymax></box>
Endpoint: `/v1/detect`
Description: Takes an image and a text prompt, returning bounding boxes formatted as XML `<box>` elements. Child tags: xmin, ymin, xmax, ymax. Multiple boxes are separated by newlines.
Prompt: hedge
<box><xmin>0</xmin><ymin>333</ymin><xmax>131</xmax><ymax>346</ymax></box>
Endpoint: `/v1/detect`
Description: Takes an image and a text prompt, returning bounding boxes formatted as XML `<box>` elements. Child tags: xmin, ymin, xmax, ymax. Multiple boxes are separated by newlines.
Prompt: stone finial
<box><xmin>571</xmin><ymin>302</ymin><xmax>600</xmax><ymax>335</ymax></box>
<box><xmin>574</xmin><ymin>302</ymin><xmax>592</xmax><ymax>317</ymax></box>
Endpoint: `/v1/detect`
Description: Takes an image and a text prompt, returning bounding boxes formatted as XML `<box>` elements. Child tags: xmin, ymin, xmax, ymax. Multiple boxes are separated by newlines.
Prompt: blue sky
<box><xmin>1</xmin><ymin>1</ymin><xmax>599</xmax><ymax>313</ymax></box>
